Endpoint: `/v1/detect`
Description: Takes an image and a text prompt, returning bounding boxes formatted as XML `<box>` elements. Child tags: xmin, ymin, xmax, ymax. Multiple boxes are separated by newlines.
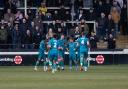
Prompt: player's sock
<box><xmin>75</xmin><ymin>64</ymin><xmax>78</xmax><ymax>71</ymax></box>
<box><xmin>52</xmin><ymin>62</ymin><xmax>57</xmax><ymax>73</ymax></box>
<box><xmin>69</xmin><ymin>60</ymin><xmax>72</xmax><ymax>71</ymax></box>
<box><xmin>34</xmin><ymin>66</ymin><xmax>37</xmax><ymax>71</ymax></box>
<box><xmin>61</xmin><ymin>61</ymin><xmax>64</xmax><ymax>70</ymax></box>
<box><xmin>34</xmin><ymin>60</ymin><xmax>40</xmax><ymax>70</ymax></box>
<box><xmin>80</xmin><ymin>56</ymin><xmax>83</xmax><ymax>67</ymax></box>
<box><xmin>52</xmin><ymin>69</ymin><xmax>55</xmax><ymax>73</ymax></box>
<box><xmin>44</xmin><ymin>66</ymin><xmax>46</xmax><ymax>71</ymax></box>
<box><xmin>35</xmin><ymin>60</ymin><xmax>39</xmax><ymax>66</ymax></box>
<box><xmin>69</xmin><ymin>67</ymin><xmax>72</xmax><ymax>71</ymax></box>
<box><xmin>61</xmin><ymin>66</ymin><xmax>64</xmax><ymax>70</ymax></box>
<box><xmin>84</xmin><ymin>67</ymin><xmax>87</xmax><ymax>71</ymax></box>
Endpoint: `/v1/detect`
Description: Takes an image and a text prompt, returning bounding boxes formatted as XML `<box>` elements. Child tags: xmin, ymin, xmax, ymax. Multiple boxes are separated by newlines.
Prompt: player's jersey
<box><xmin>48</xmin><ymin>38</ymin><xmax>58</xmax><ymax>54</ymax></box>
<box><xmin>77</xmin><ymin>36</ymin><xmax>89</xmax><ymax>53</ymax></box>
<box><xmin>58</xmin><ymin>39</ymin><xmax>66</xmax><ymax>57</ymax></box>
<box><xmin>67</xmin><ymin>42</ymin><xmax>76</xmax><ymax>55</ymax></box>
<box><xmin>58</xmin><ymin>39</ymin><xmax>66</xmax><ymax>50</ymax></box>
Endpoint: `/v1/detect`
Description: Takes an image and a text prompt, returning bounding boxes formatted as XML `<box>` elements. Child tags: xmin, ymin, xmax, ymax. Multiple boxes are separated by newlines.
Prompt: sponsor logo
<box><xmin>96</xmin><ymin>55</ymin><xmax>104</xmax><ymax>64</ymax></box>
<box><xmin>0</xmin><ymin>58</ymin><xmax>14</xmax><ymax>62</ymax></box>
<box><xmin>14</xmin><ymin>56</ymin><xmax>22</xmax><ymax>64</ymax></box>
<box><xmin>0</xmin><ymin>56</ymin><xmax>22</xmax><ymax>64</ymax></box>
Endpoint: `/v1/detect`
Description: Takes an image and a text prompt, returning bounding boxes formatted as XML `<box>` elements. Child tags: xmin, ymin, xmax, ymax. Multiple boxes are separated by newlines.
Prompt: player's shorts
<box><xmin>58</xmin><ymin>50</ymin><xmax>64</xmax><ymax>58</ymax></box>
<box><xmin>38</xmin><ymin>51</ymin><xmax>45</xmax><ymax>60</ymax></box>
<box><xmin>80</xmin><ymin>52</ymin><xmax>88</xmax><ymax>60</ymax></box>
<box><xmin>49</xmin><ymin>50</ymin><xmax>58</xmax><ymax>61</ymax></box>
<box><xmin>69</xmin><ymin>53</ymin><xmax>76</xmax><ymax>61</ymax></box>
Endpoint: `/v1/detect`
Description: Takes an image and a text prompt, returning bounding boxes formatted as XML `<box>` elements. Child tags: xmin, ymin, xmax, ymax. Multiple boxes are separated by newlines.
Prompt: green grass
<box><xmin>0</xmin><ymin>65</ymin><xmax>128</xmax><ymax>89</ymax></box>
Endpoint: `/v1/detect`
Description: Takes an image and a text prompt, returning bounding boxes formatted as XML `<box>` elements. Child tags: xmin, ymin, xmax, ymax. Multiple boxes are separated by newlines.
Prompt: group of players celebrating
<box><xmin>34</xmin><ymin>32</ymin><xmax>89</xmax><ymax>73</ymax></box>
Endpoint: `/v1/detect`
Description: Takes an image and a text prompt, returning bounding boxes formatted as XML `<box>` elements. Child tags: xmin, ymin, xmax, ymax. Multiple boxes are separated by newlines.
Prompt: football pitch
<box><xmin>0</xmin><ymin>65</ymin><xmax>128</xmax><ymax>89</ymax></box>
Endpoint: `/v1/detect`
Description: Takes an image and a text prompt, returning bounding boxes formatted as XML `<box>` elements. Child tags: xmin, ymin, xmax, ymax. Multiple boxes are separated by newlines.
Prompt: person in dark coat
<box><xmin>86</xmin><ymin>8</ymin><xmax>96</xmax><ymax>21</ymax></box>
<box><xmin>12</xmin><ymin>24</ymin><xmax>21</xmax><ymax>49</ymax></box>
<box><xmin>48</xmin><ymin>21</ymin><xmax>58</xmax><ymax>33</ymax></box>
<box><xmin>6</xmin><ymin>22</ymin><xmax>13</xmax><ymax>48</ymax></box>
<box><xmin>106</xmin><ymin>14</ymin><xmax>114</xmax><ymax>38</ymax></box>
<box><xmin>0</xmin><ymin>26</ymin><xmax>7</xmax><ymax>49</ymax></box>
<box><xmin>97</xmin><ymin>12</ymin><xmax>107</xmax><ymax>40</ymax></box>
<box><xmin>33</xmin><ymin>26</ymin><xmax>43</xmax><ymax>49</ymax></box>
<box><xmin>107</xmin><ymin>34</ymin><xmax>116</xmax><ymax>49</ymax></box>
<box><xmin>19</xmin><ymin>18</ymin><xmax>28</xmax><ymax>48</ymax></box>
<box><xmin>4</xmin><ymin>0</ymin><xmax>17</xmax><ymax>14</ymax></box>
<box><xmin>89</xmin><ymin>32</ymin><xmax>98</xmax><ymax>50</ymax></box>
<box><xmin>75</xmin><ymin>9</ymin><xmax>85</xmax><ymax>21</ymax></box>
<box><xmin>74</xmin><ymin>26</ymin><xmax>80</xmax><ymax>40</ymax></box>
<box><xmin>64</xmin><ymin>11</ymin><xmax>72</xmax><ymax>21</ymax></box>
<box><xmin>74</xmin><ymin>0</ymin><xmax>83</xmax><ymax>14</ymax></box>
<box><xmin>53</xmin><ymin>10</ymin><xmax>60</xmax><ymax>21</ymax></box>
<box><xmin>24</xmin><ymin>30</ymin><xmax>34</xmax><ymax>49</ymax></box>
<box><xmin>59</xmin><ymin>5</ymin><xmax>66</xmax><ymax>21</ymax></box>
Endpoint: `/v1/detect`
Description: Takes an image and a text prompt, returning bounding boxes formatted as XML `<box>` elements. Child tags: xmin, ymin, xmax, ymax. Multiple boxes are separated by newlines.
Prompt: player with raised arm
<box><xmin>47</xmin><ymin>34</ymin><xmax>58</xmax><ymax>73</ymax></box>
<box><xmin>34</xmin><ymin>36</ymin><xmax>46</xmax><ymax>71</ymax></box>
<box><xmin>77</xmin><ymin>32</ymin><xmax>90</xmax><ymax>71</ymax></box>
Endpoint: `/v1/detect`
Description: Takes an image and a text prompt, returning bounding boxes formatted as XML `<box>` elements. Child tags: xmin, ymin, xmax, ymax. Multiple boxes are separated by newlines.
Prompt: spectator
<box><xmin>104</xmin><ymin>0</ymin><xmax>111</xmax><ymax>16</ymax></box>
<box><xmin>33</xmin><ymin>26</ymin><xmax>43</xmax><ymax>48</ymax></box>
<box><xmin>97</xmin><ymin>12</ymin><xmax>107</xmax><ymax>40</ymax></box>
<box><xmin>44</xmin><ymin>13</ymin><xmax>53</xmax><ymax>21</ymax></box>
<box><xmin>0</xmin><ymin>19</ymin><xmax>6</xmax><ymax>27</ymax></box>
<box><xmin>24</xmin><ymin>30</ymin><xmax>34</xmax><ymax>49</ymax></box>
<box><xmin>60</xmin><ymin>22</ymin><xmax>67</xmax><ymax>35</ymax></box>
<box><xmin>95</xmin><ymin>0</ymin><xmax>105</xmax><ymax>17</ymax></box>
<box><xmin>64</xmin><ymin>11</ymin><xmax>71</xmax><ymax>21</ymax></box>
<box><xmin>57</xmin><ymin>27</ymin><xmax>64</xmax><ymax>38</ymax></box>
<box><xmin>0</xmin><ymin>11</ymin><xmax>3</xmax><ymax>21</ymax></box>
<box><xmin>59</xmin><ymin>5</ymin><xmax>66</xmax><ymax>21</ymax></box>
<box><xmin>110</xmin><ymin>1</ymin><xmax>121</xmax><ymax>36</ymax></box>
<box><xmin>78</xmin><ymin>19</ymin><xmax>89</xmax><ymax>36</ymax></box>
<box><xmin>12</xmin><ymin>24</ymin><xmax>21</xmax><ymax>49</ymax></box>
<box><xmin>53</xmin><ymin>10</ymin><xmax>60</xmax><ymax>21</ymax></box>
<box><xmin>29</xmin><ymin>21</ymin><xmax>36</xmax><ymax>35</ymax></box>
<box><xmin>4</xmin><ymin>0</ymin><xmax>17</xmax><ymax>14</ymax></box>
<box><xmin>86</xmin><ymin>8</ymin><xmax>96</xmax><ymax>21</ymax></box>
<box><xmin>19</xmin><ymin>18</ymin><xmax>28</xmax><ymax>48</ymax></box>
<box><xmin>74</xmin><ymin>26</ymin><xmax>80</xmax><ymax>40</ymax></box>
<box><xmin>106</xmin><ymin>34</ymin><xmax>116</xmax><ymax>49</ymax></box>
<box><xmin>48</xmin><ymin>21</ymin><xmax>58</xmax><ymax>33</ymax></box>
<box><xmin>15</xmin><ymin>10</ymin><xmax>23</xmax><ymax>21</ymax></box>
<box><xmin>6</xmin><ymin>22</ymin><xmax>13</xmax><ymax>48</ymax></box>
<box><xmin>46</xmin><ymin>28</ymin><xmax>54</xmax><ymax>40</ymax></box>
<box><xmin>27</xmin><ymin>8</ymin><xmax>35</xmax><ymax>21</ymax></box>
<box><xmin>120</xmin><ymin>4</ymin><xmax>127</xmax><ymax>35</ymax></box>
<box><xmin>38</xmin><ymin>2</ymin><xmax>47</xmax><ymax>20</ymax></box>
<box><xmin>4</xmin><ymin>9</ymin><xmax>15</xmax><ymax>22</ymax></box>
<box><xmin>75</xmin><ymin>9</ymin><xmax>85</xmax><ymax>21</ymax></box>
<box><xmin>0</xmin><ymin>26</ymin><xmax>7</xmax><ymax>48</ymax></box>
<box><xmin>89</xmin><ymin>32</ymin><xmax>98</xmax><ymax>50</ymax></box>
<box><xmin>33</xmin><ymin>14</ymin><xmax>42</xmax><ymax>28</ymax></box>
<box><xmin>74</xmin><ymin>0</ymin><xmax>84</xmax><ymax>14</ymax></box>
<box><xmin>25</xmin><ymin>15</ymin><xmax>32</xmax><ymax>29</ymax></box>
<box><xmin>106</xmin><ymin>14</ymin><xmax>114</xmax><ymax>38</ymax></box>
